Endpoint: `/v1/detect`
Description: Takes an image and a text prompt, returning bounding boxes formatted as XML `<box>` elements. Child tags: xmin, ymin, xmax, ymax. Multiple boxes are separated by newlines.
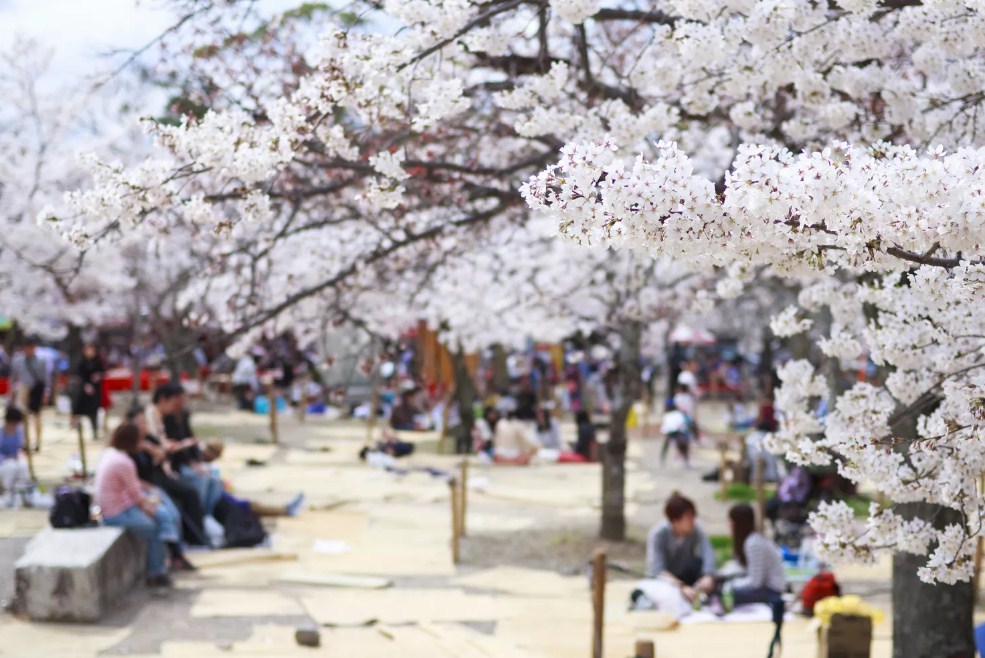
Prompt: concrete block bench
<box><xmin>12</xmin><ymin>527</ymin><xmax>145</xmax><ymax>622</ymax></box>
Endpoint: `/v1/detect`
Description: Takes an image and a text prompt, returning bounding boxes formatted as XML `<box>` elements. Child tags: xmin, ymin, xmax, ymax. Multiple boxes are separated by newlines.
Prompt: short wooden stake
<box><xmin>718</xmin><ymin>440</ymin><xmax>729</xmax><ymax>500</ymax></box>
<box><xmin>755</xmin><ymin>455</ymin><xmax>766</xmax><ymax>534</ymax></box>
<box><xmin>634</xmin><ymin>639</ymin><xmax>655</xmax><ymax>658</ymax></box>
<box><xmin>298</xmin><ymin>376</ymin><xmax>308</xmax><ymax>424</ymax></box>
<box><xmin>458</xmin><ymin>460</ymin><xmax>468</xmax><ymax>537</ymax></box>
<box><xmin>591</xmin><ymin>549</ymin><xmax>607</xmax><ymax>658</ymax></box>
<box><xmin>437</xmin><ymin>392</ymin><xmax>453</xmax><ymax>454</ymax></box>
<box><xmin>269</xmin><ymin>386</ymin><xmax>279</xmax><ymax>444</ymax></box>
<box><xmin>77</xmin><ymin>423</ymin><xmax>88</xmax><ymax>479</ymax></box>
<box><xmin>449</xmin><ymin>477</ymin><xmax>461</xmax><ymax>564</ymax></box>
<box><xmin>32</xmin><ymin>413</ymin><xmax>42</xmax><ymax>453</ymax></box>
<box><xmin>23</xmin><ymin>424</ymin><xmax>36</xmax><ymax>482</ymax></box>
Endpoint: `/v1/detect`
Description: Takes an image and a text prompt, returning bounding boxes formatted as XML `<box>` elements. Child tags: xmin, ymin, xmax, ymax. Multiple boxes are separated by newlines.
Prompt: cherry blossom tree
<box><xmin>519</xmin><ymin>3</ymin><xmax>985</xmax><ymax>655</ymax></box>
<box><xmin>0</xmin><ymin>38</ymin><xmax>133</xmax><ymax>341</ymax></box>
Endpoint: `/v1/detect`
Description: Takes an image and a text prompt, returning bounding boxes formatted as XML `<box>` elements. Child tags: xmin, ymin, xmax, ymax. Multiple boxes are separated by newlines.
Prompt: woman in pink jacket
<box><xmin>94</xmin><ymin>423</ymin><xmax>175</xmax><ymax>586</ymax></box>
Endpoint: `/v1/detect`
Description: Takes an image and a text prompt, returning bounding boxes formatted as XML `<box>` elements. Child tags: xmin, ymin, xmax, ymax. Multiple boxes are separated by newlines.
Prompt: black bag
<box><xmin>49</xmin><ymin>487</ymin><xmax>93</xmax><ymax>528</ymax></box>
<box><xmin>214</xmin><ymin>497</ymin><xmax>266</xmax><ymax>548</ymax></box>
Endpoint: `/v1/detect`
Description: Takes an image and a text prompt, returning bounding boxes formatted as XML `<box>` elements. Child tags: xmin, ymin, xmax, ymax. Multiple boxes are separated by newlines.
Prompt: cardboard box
<box><xmin>818</xmin><ymin>614</ymin><xmax>873</xmax><ymax>658</ymax></box>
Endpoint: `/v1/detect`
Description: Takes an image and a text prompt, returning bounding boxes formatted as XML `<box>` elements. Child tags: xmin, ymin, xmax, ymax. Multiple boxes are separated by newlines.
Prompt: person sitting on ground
<box><xmin>161</xmin><ymin>385</ymin><xmax>304</xmax><ymax>519</ymax></box>
<box><xmin>492</xmin><ymin>410</ymin><xmax>540</xmax><ymax>465</ymax></box>
<box><xmin>535</xmin><ymin>409</ymin><xmax>562</xmax><ymax>450</ymax></box>
<box><xmin>147</xmin><ymin>383</ymin><xmax>225</xmax><ymax>518</ymax></box>
<box><xmin>513</xmin><ymin>376</ymin><xmax>538</xmax><ymax>422</ymax></box>
<box><xmin>390</xmin><ymin>389</ymin><xmax>421</xmax><ymax>431</ymax></box>
<box><xmin>720</xmin><ymin>503</ymin><xmax>786</xmax><ymax>608</ymax></box>
<box><xmin>472</xmin><ymin>406</ymin><xmax>499</xmax><ymax>456</ymax></box>
<box><xmin>574</xmin><ymin>410</ymin><xmax>596</xmax><ymax>461</ymax></box>
<box><xmin>94</xmin><ymin>423</ymin><xmax>182</xmax><ymax>587</ymax></box>
<box><xmin>129</xmin><ymin>405</ymin><xmax>209</xmax><ymax>547</ymax></box>
<box><xmin>0</xmin><ymin>407</ymin><xmax>31</xmax><ymax>505</ymax></box>
<box><xmin>645</xmin><ymin>493</ymin><xmax>716</xmax><ymax>603</ymax></box>
<box><xmin>124</xmin><ymin>412</ymin><xmax>195</xmax><ymax>571</ymax></box>
<box><xmin>359</xmin><ymin>430</ymin><xmax>415</xmax><ymax>462</ymax></box>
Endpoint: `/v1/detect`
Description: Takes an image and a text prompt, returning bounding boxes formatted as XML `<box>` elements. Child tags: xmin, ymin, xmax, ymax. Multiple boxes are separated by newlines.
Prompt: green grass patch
<box><xmin>710</xmin><ymin>534</ymin><xmax>733</xmax><ymax>567</ymax></box>
<box><xmin>713</xmin><ymin>482</ymin><xmax>776</xmax><ymax>502</ymax></box>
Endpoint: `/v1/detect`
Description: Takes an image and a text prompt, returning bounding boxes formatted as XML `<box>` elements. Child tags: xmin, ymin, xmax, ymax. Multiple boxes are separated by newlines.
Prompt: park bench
<box><xmin>11</xmin><ymin>526</ymin><xmax>145</xmax><ymax>622</ymax></box>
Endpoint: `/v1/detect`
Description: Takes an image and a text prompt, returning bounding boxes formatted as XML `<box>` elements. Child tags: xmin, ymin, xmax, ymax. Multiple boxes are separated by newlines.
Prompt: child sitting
<box><xmin>0</xmin><ymin>407</ymin><xmax>32</xmax><ymax>506</ymax></box>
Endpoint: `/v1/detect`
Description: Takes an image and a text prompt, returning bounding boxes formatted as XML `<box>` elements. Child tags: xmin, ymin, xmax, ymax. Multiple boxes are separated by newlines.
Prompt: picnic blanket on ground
<box><xmin>681</xmin><ymin>604</ymin><xmax>794</xmax><ymax>625</ymax></box>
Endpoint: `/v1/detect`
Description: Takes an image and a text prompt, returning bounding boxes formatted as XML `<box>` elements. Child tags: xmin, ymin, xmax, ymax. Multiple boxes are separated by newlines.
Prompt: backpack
<box><xmin>801</xmin><ymin>571</ymin><xmax>841</xmax><ymax>616</ymax></box>
<box><xmin>49</xmin><ymin>487</ymin><xmax>94</xmax><ymax>528</ymax></box>
<box><xmin>220</xmin><ymin>502</ymin><xmax>267</xmax><ymax>548</ymax></box>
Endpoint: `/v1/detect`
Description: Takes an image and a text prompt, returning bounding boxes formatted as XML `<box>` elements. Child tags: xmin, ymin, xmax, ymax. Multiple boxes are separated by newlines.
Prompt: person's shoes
<box><xmin>286</xmin><ymin>493</ymin><xmax>306</xmax><ymax>517</ymax></box>
<box><xmin>170</xmin><ymin>555</ymin><xmax>197</xmax><ymax>572</ymax></box>
<box><xmin>146</xmin><ymin>574</ymin><xmax>173</xmax><ymax>588</ymax></box>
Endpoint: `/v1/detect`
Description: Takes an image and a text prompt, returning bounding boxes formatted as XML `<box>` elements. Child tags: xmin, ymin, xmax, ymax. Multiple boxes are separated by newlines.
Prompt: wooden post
<box><xmin>718</xmin><ymin>439</ymin><xmax>729</xmax><ymax>500</ymax></box>
<box><xmin>755</xmin><ymin>454</ymin><xmax>766</xmax><ymax>534</ymax></box>
<box><xmin>634</xmin><ymin>639</ymin><xmax>655</xmax><ymax>658</ymax></box>
<box><xmin>33</xmin><ymin>413</ymin><xmax>42</xmax><ymax>453</ymax></box>
<box><xmin>449</xmin><ymin>477</ymin><xmax>461</xmax><ymax>564</ymax></box>
<box><xmin>297</xmin><ymin>375</ymin><xmax>308</xmax><ymax>424</ymax></box>
<box><xmin>437</xmin><ymin>391</ymin><xmax>453</xmax><ymax>454</ymax></box>
<box><xmin>458</xmin><ymin>460</ymin><xmax>468</xmax><ymax>537</ymax></box>
<box><xmin>591</xmin><ymin>549</ymin><xmax>607</xmax><ymax>658</ymax></box>
<box><xmin>269</xmin><ymin>384</ymin><xmax>279</xmax><ymax>444</ymax></box>
<box><xmin>76</xmin><ymin>423</ymin><xmax>88</xmax><ymax>479</ymax></box>
<box><xmin>23</xmin><ymin>422</ymin><xmax>36</xmax><ymax>481</ymax></box>
<box><xmin>22</xmin><ymin>404</ymin><xmax>31</xmax><ymax>453</ymax></box>
<box><xmin>366</xmin><ymin>371</ymin><xmax>381</xmax><ymax>446</ymax></box>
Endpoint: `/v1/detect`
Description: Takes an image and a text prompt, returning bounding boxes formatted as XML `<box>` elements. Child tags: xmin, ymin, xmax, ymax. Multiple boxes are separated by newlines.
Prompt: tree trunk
<box><xmin>451</xmin><ymin>347</ymin><xmax>476</xmax><ymax>454</ymax></box>
<box><xmin>600</xmin><ymin>320</ymin><xmax>642</xmax><ymax>541</ymax></box>
<box><xmin>891</xmin><ymin>405</ymin><xmax>974</xmax><ymax>657</ymax></box>
<box><xmin>490</xmin><ymin>343</ymin><xmax>509</xmax><ymax>392</ymax></box>
<box><xmin>65</xmin><ymin>325</ymin><xmax>84</xmax><ymax>373</ymax></box>
<box><xmin>892</xmin><ymin>502</ymin><xmax>974</xmax><ymax>658</ymax></box>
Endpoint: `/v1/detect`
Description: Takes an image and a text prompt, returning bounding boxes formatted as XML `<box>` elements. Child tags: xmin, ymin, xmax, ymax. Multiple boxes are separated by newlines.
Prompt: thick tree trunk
<box><xmin>892</xmin><ymin>502</ymin><xmax>974</xmax><ymax>658</ymax></box>
<box><xmin>600</xmin><ymin>320</ymin><xmax>642</xmax><ymax>541</ymax></box>
<box><xmin>891</xmin><ymin>406</ymin><xmax>974</xmax><ymax>657</ymax></box>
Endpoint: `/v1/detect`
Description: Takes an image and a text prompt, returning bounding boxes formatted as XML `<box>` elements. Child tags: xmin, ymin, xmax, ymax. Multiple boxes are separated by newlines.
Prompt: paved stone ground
<box><xmin>0</xmin><ymin>398</ymin><xmax>936</xmax><ymax>657</ymax></box>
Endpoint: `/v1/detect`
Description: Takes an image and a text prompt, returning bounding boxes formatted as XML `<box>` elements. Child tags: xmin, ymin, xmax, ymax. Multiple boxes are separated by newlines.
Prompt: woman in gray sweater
<box><xmin>726</xmin><ymin>503</ymin><xmax>786</xmax><ymax>606</ymax></box>
<box><xmin>645</xmin><ymin>493</ymin><xmax>717</xmax><ymax>602</ymax></box>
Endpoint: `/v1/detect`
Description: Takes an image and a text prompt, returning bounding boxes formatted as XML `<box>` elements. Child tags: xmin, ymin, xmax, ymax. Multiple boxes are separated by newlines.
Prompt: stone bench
<box><xmin>12</xmin><ymin>527</ymin><xmax>145</xmax><ymax>622</ymax></box>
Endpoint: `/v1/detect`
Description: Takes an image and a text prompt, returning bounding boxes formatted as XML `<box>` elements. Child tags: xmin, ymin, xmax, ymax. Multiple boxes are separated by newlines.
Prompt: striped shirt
<box><xmin>94</xmin><ymin>448</ymin><xmax>144</xmax><ymax>519</ymax></box>
<box><xmin>738</xmin><ymin>532</ymin><xmax>786</xmax><ymax>592</ymax></box>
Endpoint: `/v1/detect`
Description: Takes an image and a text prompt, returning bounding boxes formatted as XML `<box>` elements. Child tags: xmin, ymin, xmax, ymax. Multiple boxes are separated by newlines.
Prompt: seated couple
<box><xmin>640</xmin><ymin>493</ymin><xmax>785</xmax><ymax>615</ymax></box>
<box><xmin>139</xmin><ymin>384</ymin><xmax>304</xmax><ymax>546</ymax></box>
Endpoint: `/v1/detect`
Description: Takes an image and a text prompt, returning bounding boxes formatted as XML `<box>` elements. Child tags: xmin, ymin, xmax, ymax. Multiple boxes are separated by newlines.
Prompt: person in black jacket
<box><xmin>72</xmin><ymin>344</ymin><xmax>105</xmax><ymax>441</ymax></box>
<box><xmin>127</xmin><ymin>406</ymin><xmax>209</xmax><ymax>546</ymax></box>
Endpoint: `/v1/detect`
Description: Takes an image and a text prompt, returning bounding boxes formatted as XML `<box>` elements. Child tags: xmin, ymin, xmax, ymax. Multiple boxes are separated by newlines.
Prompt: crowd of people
<box><xmin>91</xmin><ymin>382</ymin><xmax>305</xmax><ymax>587</ymax></box>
